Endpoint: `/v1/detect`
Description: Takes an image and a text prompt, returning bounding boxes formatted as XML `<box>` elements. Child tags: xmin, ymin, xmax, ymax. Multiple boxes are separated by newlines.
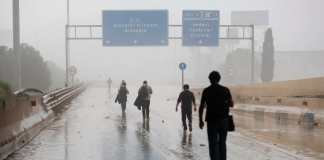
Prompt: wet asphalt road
<box><xmin>5</xmin><ymin>83</ymin><xmax>324</xmax><ymax>160</ymax></box>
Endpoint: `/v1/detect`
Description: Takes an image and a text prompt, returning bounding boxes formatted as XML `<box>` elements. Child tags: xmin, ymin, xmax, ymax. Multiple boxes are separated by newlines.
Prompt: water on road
<box><xmin>5</xmin><ymin>83</ymin><xmax>324</xmax><ymax>160</ymax></box>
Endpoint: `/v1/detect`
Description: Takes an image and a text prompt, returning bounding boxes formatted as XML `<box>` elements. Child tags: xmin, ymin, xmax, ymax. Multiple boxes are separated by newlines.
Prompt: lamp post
<box><xmin>65</xmin><ymin>0</ymin><xmax>70</xmax><ymax>86</ymax></box>
<box><xmin>13</xmin><ymin>0</ymin><xmax>21</xmax><ymax>91</ymax></box>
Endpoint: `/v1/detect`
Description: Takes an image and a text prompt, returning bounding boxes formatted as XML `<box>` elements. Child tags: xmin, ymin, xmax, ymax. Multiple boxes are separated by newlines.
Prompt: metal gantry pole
<box><xmin>13</xmin><ymin>0</ymin><xmax>21</xmax><ymax>91</ymax></box>
<box><xmin>251</xmin><ymin>24</ymin><xmax>255</xmax><ymax>84</ymax></box>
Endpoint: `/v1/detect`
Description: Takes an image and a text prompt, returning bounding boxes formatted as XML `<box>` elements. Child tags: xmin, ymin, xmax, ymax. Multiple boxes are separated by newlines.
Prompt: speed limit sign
<box><xmin>68</xmin><ymin>66</ymin><xmax>77</xmax><ymax>76</ymax></box>
<box><xmin>227</xmin><ymin>68</ymin><xmax>236</xmax><ymax>77</ymax></box>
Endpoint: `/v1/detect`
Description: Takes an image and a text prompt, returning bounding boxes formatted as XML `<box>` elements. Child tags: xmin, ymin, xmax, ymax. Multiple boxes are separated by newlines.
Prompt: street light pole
<box><xmin>13</xmin><ymin>0</ymin><xmax>21</xmax><ymax>91</ymax></box>
<box><xmin>251</xmin><ymin>24</ymin><xmax>254</xmax><ymax>84</ymax></box>
<box><xmin>65</xmin><ymin>0</ymin><xmax>70</xmax><ymax>87</ymax></box>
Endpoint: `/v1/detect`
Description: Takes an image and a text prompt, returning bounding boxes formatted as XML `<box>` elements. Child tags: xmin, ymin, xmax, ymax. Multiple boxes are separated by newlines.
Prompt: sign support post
<box><xmin>182</xmin><ymin>70</ymin><xmax>184</xmax><ymax>90</ymax></box>
<box><xmin>179</xmin><ymin>62</ymin><xmax>186</xmax><ymax>90</ymax></box>
<box><xmin>68</xmin><ymin>66</ymin><xmax>77</xmax><ymax>86</ymax></box>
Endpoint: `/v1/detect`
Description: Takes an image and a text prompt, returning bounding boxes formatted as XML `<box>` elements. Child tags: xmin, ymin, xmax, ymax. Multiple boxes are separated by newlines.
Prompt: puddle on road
<box><xmin>232</xmin><ymin>112</ymin><xmax>324</xmax><ymax>159</ymax></box>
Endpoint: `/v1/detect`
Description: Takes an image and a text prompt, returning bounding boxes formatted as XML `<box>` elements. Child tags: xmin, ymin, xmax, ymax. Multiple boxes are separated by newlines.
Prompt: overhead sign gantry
<box><xmin>182</xmin><ymin>10</ymin><xmax>220</xmax><ymax>47</ymax></box>
<box><xmin>102</xmin><ymin>10</ymin><xmax>169</xmax><ymax>46</ymax></box>
<box><xmin>66</xmin><ymin>9</ymin><xmax>255</xmax><ymax>83</ymax></box>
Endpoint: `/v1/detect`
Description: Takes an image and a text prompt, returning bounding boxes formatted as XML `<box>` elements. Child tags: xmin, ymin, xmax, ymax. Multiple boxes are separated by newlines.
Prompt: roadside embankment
<box><xmin>0</xmin><ymin>83</ymin><xmax>88</xmax><ymax>160</ymax></box>
<box><xmin>191</xmin><ymin>77</ymin><xmax>324</xmax><ymax>126</ymax></box>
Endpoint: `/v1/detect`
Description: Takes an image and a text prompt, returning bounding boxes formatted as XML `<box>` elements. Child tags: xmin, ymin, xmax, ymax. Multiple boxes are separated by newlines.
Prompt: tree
<box><xmin>0</xmin><ymin>46</ymin><xmax>14</xmax><ymax>88</ymax></box>
<box><xmin>0</xmin><ymin>46</ymin><xmax>8</xmax><ymax>80</ymax></box>
<box><xmin>260</xmin><ymin>28</ymin><xmax>275</xmax><ymax>82</ymax></box>
<box><xmin>19</xmin><ymin>43</ymin><xmax>51</xmax><ymax>92</ymax></box>
<box><xmin>1</xmin><ymin>44</ymin><xmax>52</xmax><ymax>92</ymax></box>
<box><xmin>47</xmin><ymin>61</ymin><xmax>65</xmax><ymax>89</ymax></box>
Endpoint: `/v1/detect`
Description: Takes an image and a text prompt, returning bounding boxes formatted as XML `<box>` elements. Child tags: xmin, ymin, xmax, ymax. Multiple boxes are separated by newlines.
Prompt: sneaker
<box><xmin>189</xmin><ymin>124</ymin><xmax>192</xmax><ymax>132</ymax></box>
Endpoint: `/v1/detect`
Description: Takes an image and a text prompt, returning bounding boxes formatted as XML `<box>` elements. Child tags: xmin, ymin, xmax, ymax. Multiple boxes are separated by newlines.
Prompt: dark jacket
<box><xmin>134</xmin><ymin>95</ymin><xmax>142</xmax><ymax>110</ymax></box>
<box><xmin>115</xmin><ymin>87</ymin><xmax>127</xmax><ymax>104</ymax></box>
<box><xmin>115</xmin><ymin>94</ymin><xmax>121</xmax><ymax>104</ymax></box>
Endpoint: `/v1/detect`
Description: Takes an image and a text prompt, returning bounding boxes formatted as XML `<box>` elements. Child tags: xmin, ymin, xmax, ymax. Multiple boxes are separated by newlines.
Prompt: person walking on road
<box><xmin>118</xmin><ymin>82</ymin><xmax>129</xmax><ymax>112</ymax></box>
<box><xmin>120</xmin><ymin>80</ymin><xmax>126</xmax><ymax>87</ymax></box>
<box><xmin>175</xmin><ymin>84</ymin><xmax>197</xmax><ymax>132</ymax></box>
<box><xmin>138</xmin><ymin>81</ymin><xmax>153</xmax><ymax>120</ymax></box>
<box><xmin>107</xmin><ymin>77</ymin><xmax>113</xmax><ymax>94</ymax></box>
<box><xmin>199</xmin><ymin>71</ymin><xmax>234</xmax><ymax>160</ymax></box>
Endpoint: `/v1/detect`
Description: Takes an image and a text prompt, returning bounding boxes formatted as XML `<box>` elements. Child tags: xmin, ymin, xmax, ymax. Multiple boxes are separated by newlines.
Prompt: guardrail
<box><xmin>42</xmin><ymin>83</ymin><xmax>85</xmax><ymax>109</ymax></box>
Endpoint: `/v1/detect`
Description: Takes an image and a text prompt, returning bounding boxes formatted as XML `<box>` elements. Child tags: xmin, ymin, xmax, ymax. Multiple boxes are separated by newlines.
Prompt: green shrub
<box><xmin>0</xmin><ymin>79</ymin><xmax>12</xmax><ymax>94</ymax></box>
<box><xmin>0</xmin><ymin>80</ymin><xmax>12</xmax><ymax>101</ymax></box>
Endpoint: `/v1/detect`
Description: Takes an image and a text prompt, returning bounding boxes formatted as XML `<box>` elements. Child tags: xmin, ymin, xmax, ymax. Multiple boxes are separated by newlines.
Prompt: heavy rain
<box><xmin>1</xmin><ymin>0</ymin><xmax>324</xmax><ymax>160</ymax></box>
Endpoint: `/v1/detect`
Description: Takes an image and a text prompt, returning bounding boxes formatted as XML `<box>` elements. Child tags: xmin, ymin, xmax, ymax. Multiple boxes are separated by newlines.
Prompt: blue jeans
<box><xmin>181</xmin><ymin>107</ymin><xmax>192</xmax><ymax>130</ymax></box>
<box><xmin>207</xmin><ymin>119</ymin><xmax>229</xmax><ymax>160</ymax></box>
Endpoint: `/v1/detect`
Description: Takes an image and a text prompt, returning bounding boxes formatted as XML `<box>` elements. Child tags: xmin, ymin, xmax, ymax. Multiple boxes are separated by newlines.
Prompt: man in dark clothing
<box><xmin>199</xmin><ymin>71</ymin><xmax>234</xmax><ymax>160</ymax></box>
<box><xmin>138</xmin><ymin>81</ymin><xmax>153</xmax><ymax>120</ymax></box>
<box><xmin>176</xmin><ymin>84</ymin><xmax>197</xmax><ymax>132</ymax></box>
<box><xmin>118</xmin><ymin>82</ymin><xmax>129</xmax><ymax>112</ymax></box>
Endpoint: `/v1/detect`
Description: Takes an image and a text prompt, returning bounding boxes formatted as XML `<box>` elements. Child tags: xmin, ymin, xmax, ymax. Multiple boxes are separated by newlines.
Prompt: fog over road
<box><xmin>5</xmin><ymin>83</ymin><xmax>323</xmax><ymax>160</ymax></box>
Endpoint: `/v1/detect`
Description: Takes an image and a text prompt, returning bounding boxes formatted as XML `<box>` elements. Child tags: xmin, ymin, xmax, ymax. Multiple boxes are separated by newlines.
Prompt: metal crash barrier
<box><xmin>43</xmin><ymin>83</ymin><xmax>85</xmax><ymax>109</ymax></box>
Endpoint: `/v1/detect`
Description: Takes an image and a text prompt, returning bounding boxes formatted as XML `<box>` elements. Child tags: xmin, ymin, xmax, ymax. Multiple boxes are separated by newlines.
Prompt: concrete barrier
<box><xmin>192</xmin><ymin>77</ymin><xmax>324</xmax><ymax>126</ymax></box>
<box><xmin>0</xmin><ymin>95</ymin><xmax>49</xmax><ymax>159</ymax></box>
<box><xmin>231</xmin><ymin>97</ymin><xmax>324</xmax><ymax>125</ymax></box>
<box><xmin>0</xmin><ymin>83</ymin><xmax>87</xmax><ymax>160</ymax></box>
<box><xmin>225</xmin><ymin>77</ymin><xmax>324</xmax><ymax>97</ymax></box>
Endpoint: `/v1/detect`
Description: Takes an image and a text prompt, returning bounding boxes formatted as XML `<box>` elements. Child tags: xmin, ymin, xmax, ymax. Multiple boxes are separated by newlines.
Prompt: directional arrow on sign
<box><xmin>133</xmin><ymin>40</ymin><xmax>138</xmax><ymax>44</ymax></box>
<box><xmin>161</xmin><ymin>40</ymin><xmax>165</xmax><ymax>43</ymax></box>
<box><xmin>198</xmin><ymin>40</ymin><xmax>203</xmax><ymax>44</ymax></box>
<box><xmin>106</xmin><ymin>40</ymin><xmax>110</xmax><ymax>44</ymax></box>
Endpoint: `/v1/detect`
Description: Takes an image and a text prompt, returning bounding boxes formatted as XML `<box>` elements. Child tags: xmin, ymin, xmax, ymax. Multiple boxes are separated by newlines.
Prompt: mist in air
<box><xmin>0</xmin><ymin>0</ymin><xmax>324</xmax><ymax>92</ymax></box>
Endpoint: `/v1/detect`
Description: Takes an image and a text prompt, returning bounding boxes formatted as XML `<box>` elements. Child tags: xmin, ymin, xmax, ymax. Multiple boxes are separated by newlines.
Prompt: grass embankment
<box><xmin>0</xmin><ymin>80</ymin><xmax>13</xmax><ymax>101</ymax></box>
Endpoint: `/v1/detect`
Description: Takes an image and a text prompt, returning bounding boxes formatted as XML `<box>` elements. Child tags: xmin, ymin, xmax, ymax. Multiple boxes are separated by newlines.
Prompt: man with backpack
<box><xmin>199</xmin><ymin>71</ymin><xmax>234</xmax><ymax>160</ymax></box>
<box><xmin>138</xmin><ymin>81</ymin><xmax>153</xmax><ymax>120</ymax></box>
<box><xmin>118</xmin><ymin>82</ymin><xmax>129</xmax><ymax>112</ymax></box>
<box><xmin>175</xmin><ymin>84</ymin><xmax>197</xmax><ymax>132</ymax></box>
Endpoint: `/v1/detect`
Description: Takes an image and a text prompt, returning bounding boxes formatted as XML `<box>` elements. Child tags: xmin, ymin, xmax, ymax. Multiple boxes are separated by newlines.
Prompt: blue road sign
<box><xmin>179</xmin><ymin>63</ymin><xmax>187</xmax><ymax>70</ymax></box>
<box><xmin>182</xmin><ymin>10</ymin><xmax>220</xmax><ymax>47</ymax></box>
<box><xmin>102</xmin><ymin>10</ymin><xmax>169</xmax><ymax>47</ymax></box>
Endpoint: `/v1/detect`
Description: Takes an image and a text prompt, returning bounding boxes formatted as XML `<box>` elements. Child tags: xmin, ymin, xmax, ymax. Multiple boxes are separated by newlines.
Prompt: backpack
<box><xmin>119</xmin><ymin>87</ymin><xmax>127</xmax><ymax>96</ymax></box>
<box><xmin>139</xmin><ymin>86</ymin><xmax>148</xmax><ymax>98</ymax></box>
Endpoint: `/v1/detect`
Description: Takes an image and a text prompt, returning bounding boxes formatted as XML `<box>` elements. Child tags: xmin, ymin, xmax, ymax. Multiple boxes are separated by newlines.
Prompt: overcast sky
<box><xmin>1</xmin><ymin>0</ymin><xmax>324</xmax><ymax>84</ymax></box>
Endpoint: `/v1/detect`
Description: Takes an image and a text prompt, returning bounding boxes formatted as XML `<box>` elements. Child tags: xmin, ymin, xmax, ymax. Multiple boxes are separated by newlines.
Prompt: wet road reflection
<box><xmin>232</xmin><ymin>112</ymin><xmax>324</xmax><ymax>159</ymax></box>
<box><xmin>5</xmin><ymin>83</ymin><xmax>322</xmax><ymax>160</ymax></box>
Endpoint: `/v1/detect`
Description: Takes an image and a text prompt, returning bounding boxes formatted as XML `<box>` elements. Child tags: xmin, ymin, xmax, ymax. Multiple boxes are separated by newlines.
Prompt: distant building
<box><xmin>0</xmin><ymin>30</ymin><xmax>13</xmax><ymax>48</ymax></box>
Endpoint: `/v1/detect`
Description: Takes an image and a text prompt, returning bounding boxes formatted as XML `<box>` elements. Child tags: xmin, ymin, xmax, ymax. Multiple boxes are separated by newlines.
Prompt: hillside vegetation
<box><xmin>0</xmin><ymin>79</ymin><xmax>13</xmax><ymax>101</ymax></box>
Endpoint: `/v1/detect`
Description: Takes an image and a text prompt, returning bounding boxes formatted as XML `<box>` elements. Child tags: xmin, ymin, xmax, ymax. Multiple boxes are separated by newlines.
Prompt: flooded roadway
<box><xmin>5</xmin><ymin>83</ymin><xmax>324</xmax><ymax>160</ymax></box>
